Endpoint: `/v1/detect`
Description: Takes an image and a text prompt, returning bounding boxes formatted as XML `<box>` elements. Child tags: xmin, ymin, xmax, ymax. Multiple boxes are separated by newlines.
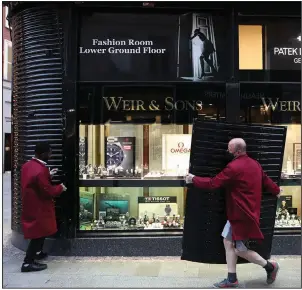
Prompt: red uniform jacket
<box><xmin>21</xmin><ymin>159</ymin><xmax>63</xmax><ymax>239</ymax></box>
<box><xmin>192</xmin><ymin>154</ymin><xmax>280</xmax><ymax>241</ymax></box>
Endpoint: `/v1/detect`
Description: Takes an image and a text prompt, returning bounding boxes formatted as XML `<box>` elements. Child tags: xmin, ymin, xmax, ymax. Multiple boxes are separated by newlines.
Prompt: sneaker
<box><xmin>266</xmin><ymin>261</ymin><xmax>280</xmax><ymax>284</ymax></box>
<box><xmin>213</xmin><ymin>279</ymin><xmax>239</xmax><ymax>288</ymax></box>
<box><xmin>21</xmin><ymin>262</ymin><xmax>47</xmax><ymax>273</ymax></box>
<box><xmin>35</xmin><ymin>251</ymin><xmax>48</xmax><ymax>260</ymax></box>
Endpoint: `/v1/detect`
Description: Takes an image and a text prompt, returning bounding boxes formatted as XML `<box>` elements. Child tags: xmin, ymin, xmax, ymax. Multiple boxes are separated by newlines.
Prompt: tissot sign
<box><xmin>266</xmin><ymin>19</ymin><xmax>301</xmax><ymax>70</ymax></box>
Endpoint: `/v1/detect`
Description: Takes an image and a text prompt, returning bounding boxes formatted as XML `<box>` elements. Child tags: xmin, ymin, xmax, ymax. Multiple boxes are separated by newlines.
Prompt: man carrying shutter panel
<box><xmin>185</xmin><ymin>138</ymin><xmax>281</xmax><ymax>288</ymax></box>
<box><xmin>20</xmin><ymin>142</ymin><xmax>67</xmax><ymax>272</ymax></box>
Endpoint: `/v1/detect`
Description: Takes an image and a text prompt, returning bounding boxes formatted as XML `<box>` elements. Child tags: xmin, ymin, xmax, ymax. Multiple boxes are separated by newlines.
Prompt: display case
<box><xmin>78</xmin><ymin>82</ymin><xmax>226</xmax><ymax>232</ymax></box>
<box><xmin>239</xmin><ymin>83</ymin><xmax>301</xmax><ymax>230</ymax></box>
<box><xmin>78</xmin><ymin>187</ymin><xmax>185</xmax><ymax>232</ymax></box>
<box><xmin>78</xmin><ymin>123</ymin><xmax>193</xmax><ymax>232</ymax></box>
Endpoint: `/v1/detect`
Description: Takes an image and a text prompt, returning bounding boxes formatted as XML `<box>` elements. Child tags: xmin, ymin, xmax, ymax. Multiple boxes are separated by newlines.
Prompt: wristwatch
<box><xmin>106</xmin><ymin>138</ymin><xmax>125</xmax><ymax>167</ymax></box>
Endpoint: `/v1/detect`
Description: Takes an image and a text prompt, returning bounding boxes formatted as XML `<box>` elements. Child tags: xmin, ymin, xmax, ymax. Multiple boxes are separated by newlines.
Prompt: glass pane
<box><xmin>8</xmin><ymin>45</ymin><xmax>12</xmax><ymax>63</ymax></box>
<box><xmin>7</xmin><ymin>63</ymin><xmax>12</xmax><ymax>81</ymax></box>
<box><xmin>79</xmin><ymin>187</ymin><xmax>185</xmax><ymax>231</ymax></box>
<box><xmin>275</xmin><ymin>186</ymin><xmax>301</xmax><ymax>229</ymax></box>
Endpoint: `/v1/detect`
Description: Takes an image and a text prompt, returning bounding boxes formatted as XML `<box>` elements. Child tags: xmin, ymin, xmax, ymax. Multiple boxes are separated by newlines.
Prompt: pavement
<box><xmin>2</xmin><ymin>173</ymin><xmax>302</xmax><ymax>288</ymax></box>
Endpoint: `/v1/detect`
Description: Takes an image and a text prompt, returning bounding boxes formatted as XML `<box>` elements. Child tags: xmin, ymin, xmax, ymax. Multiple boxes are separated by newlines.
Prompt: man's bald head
<box><xmin>228</xmin><ymin>138</ymin><xmax>247</xmax><ymax>155</ymax></box>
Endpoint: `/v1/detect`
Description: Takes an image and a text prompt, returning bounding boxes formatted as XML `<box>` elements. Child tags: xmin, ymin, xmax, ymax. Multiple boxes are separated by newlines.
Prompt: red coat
<box><xmin>21</xmin><ymin>159</ymin><xmax>63</xmax><ymax>239</ymax></box>
<box><xmin>192</xmin><ymin>154</ymin><xmax>280</xmax><ymax>241</ymax></box>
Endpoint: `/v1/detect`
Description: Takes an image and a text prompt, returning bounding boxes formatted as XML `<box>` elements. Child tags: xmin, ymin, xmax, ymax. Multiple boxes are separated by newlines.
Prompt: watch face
<box><xmin>106</xmin><ymin>144</ymin><xmax>124</xmax><ymax>167</ymax></box>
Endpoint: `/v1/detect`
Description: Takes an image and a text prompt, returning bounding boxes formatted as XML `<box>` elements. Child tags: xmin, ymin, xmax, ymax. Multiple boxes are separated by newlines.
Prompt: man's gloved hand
<box><xmin>185</xmin><ymin>173</ymin><xmax>195</xmax><ymax>184</ymax></box>
<box><xmin>61</xmin><ymin>184</ymin><xmax>67</xmax><ymax>192</ymax></box>
<box><xmin>50</xmin><ymin>168</ymin><xmax>58</xmax><ymax>177</ymax></box>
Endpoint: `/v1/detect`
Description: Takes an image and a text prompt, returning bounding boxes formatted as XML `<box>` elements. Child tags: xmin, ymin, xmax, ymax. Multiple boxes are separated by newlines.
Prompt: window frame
<box><xmin>3</xmin><ymin>39</ymin><xmax>12</xmax><ymax>82</ymax></box>
<box><xmin>5</xmin><ymin>6</ymin><xmax>10</xmax><ymax>29</ymax></box>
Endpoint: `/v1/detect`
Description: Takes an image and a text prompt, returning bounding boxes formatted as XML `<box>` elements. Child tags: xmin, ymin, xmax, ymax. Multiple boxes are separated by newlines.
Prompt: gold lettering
<box><xmin>293</xmin><ymin>101</ymin><xmax>301</xmax><ymax>111</ymax></box>
<box><xmin>196</xmin><ymin>101</ymin><xmax>203</xmax><ymax>110</ymax></box>
<box><xmin>103</xmin><ymin>97</ymin><xmax>123</xmax><ymax>110</ymax></box>
<box><xmin>137</xmin><ymin>100</ymin><xmax>146</xmax><ymax>111</ymax></box>
<box><xmin>130</xmin><ymin>100</ymin><xmax>135</xmax><ymax>111</ymax></box>
<box><xmin>261</xmin><ymin>98</ymin><xmax>279</xmax><ymax>112</ymax></box>
<box><xmin>122</xmin><ymin>100</ymin><xmax>131</xmax><ymax>111</ymax></box>
<box><xmin>279</xmin><ymin>101</ymin><xmax>288</xmax><ymax>111</ymax></box>
<box><xmin>185</xmin><ymin>101</ymin><xmax>195</xmax><ymax>111</ymax></box>
<box><xmin>164</xmin><ymin>97</ymin><xmax>174</xmax><ymax>111</ymax></box>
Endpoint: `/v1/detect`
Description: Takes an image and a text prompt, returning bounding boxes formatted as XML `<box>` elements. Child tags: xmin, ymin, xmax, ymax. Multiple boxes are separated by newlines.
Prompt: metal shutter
<box><xmin>182</xmin><ymin>120</ymin><xmax>286</xmax><ymax>264</ymax></box>
<box><xmin>11</xmin><ymin>7</ymin><xmax>64</xmax><ymax>233</ymax></box>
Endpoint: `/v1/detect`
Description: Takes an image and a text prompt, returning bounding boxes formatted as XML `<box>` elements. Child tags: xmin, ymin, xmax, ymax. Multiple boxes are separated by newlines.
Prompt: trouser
<box><xmin>24</xmin><ymin>237</ymin><xmax>45</xmax><ymax>264</ymax></box>
<box><xmin>221</xmin><ymin>221</ymin><xmax>251</xmax><ymax>252</ymax></box>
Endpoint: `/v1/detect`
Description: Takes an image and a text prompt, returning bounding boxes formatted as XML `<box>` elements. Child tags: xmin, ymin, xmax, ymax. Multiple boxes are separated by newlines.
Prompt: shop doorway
<box><xmin>4</xmin><ymin>133</ymin><xmax>11</xmax><ymax>172</ymax></box>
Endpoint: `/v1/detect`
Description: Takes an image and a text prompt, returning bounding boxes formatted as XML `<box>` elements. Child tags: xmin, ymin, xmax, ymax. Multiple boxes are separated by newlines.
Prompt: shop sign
<box><xmin>170</xmin><ymin>142</ymin><xmax>191</xmax><ymax>154</ymax></box>
<box><xmin>79</xmin><ymin>12</ymin><xmax>227</xmax><ymax>81</ymax></box>
<box><xmin>261</xmin><ymin>98</ymin><xmax>301</xmax><ymax>112</ymax></box>
<box><xmin>138</xmin><ymin>196</ymin><xmax>177</xmax><ymax>203</ymax></box>
<box><xmin>103</xmin><ymin>96</ymin><xmax>202</xmax><ymax>112</ymax></box>
<box><xmin>266</xmin><ymin>20</ymin><xmax>301</xmax><ymax>70</ymax></box>
<box><xmin>162</xmin><ymin>134</ymin><xmax>191</xmax><ymax>175</ymax></box>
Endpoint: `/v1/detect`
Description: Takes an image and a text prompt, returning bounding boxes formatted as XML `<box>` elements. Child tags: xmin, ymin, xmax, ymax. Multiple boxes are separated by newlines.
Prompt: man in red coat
<box><xmin>21</xmin><ymin>142</ymin><xmax>67</xmax><ymax>272</ymax></box>
<box><xmin>185</xmin><ymin>138</ymin><xmax>281</xmax><ymax>288</ymax></box>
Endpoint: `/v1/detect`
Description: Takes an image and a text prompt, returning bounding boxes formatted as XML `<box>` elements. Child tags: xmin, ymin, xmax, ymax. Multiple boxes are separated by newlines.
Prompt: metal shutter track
<box><xmin>11</xmin><ymin>7</ymin><xmax>64</xmax><ymax>233</ymax></box>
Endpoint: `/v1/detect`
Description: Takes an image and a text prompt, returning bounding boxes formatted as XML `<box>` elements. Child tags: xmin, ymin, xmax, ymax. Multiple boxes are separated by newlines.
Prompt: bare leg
<box><xmin>204</xmin><ymin>57</ymin><xmax>218</xmax><ymax>74</ymax></box>
<box><xmin>199</xmin><ymin>56</ymin><xmax>205</xmax><ymax>79</ymax></box>
<box><xmin>224</xmin><ymin>238</ymin><xmax>238</xmax><ymax>273</ymax></box>
<box><xmin>234</xmin><ymin>249</ymin><xmax>267</xmax><ymax>266</ymax></box>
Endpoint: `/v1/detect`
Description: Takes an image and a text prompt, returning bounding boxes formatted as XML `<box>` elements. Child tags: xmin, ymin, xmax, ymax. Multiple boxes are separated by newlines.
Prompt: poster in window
<box><xmin>79</xmin><ymin>12</ymin><xmax>228</xmax><ymax>81</ymax></box>
<box><xmin>138</xmin><ymin>196</ymin><xmax>178</xmax><ymax>218</ymax></box>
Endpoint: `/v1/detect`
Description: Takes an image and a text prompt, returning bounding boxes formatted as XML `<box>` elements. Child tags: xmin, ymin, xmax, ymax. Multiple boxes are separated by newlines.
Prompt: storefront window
<box><xmin>238</xmin><ymin>18</ymin><xmax>301</xmax><ymax>82</ymax></box>
<box><xmin>240</xmin><ymin>83</ymin><xmax>301</xmax><ymax>229</ymax></box>
<box><xmin>78</xmin><ymin>124</ymin><xmax>196</xmax><ymax>232</ymax></box>
<box><xmin>78</xmin><ymin>83</ymin><xmax>226</xmax><ymax>231</ymax></box>
<box><xmin>79</xmin><ymin>187</ymin><xmax>186</xmax><ymax>231</ymax></box>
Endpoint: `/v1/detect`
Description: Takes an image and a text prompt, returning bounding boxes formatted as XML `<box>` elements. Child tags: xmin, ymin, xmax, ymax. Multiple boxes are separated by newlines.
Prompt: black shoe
<box><xmin>35</xmin><ymin>251</ymin><xmax>48</xmax><ymax>260</ymax></box>
<box><xmin>21</xmin><ymin>262</ymin><xmax>47</xmax><ymax>273</ymax></box>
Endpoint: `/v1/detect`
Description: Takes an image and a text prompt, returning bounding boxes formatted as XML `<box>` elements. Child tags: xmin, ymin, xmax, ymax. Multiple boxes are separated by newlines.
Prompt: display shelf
<box><xmin>280</xmin><ymin>178</ymin><xmax>301</xmax><ymax>186</ymax></box>
<box><xmin>79</xmin><ymin>177</ymin><xmax>301</xmax><ymax>187</ymax></box>
<box><xmin>79</xmin><ymin>178</ymin><xmax>185</xmax><ymax>187</ymax></box>
<box><xmin>273</xmin><ymin>227</ymin><xmax>301</xmax><ymax>235</ymax></box>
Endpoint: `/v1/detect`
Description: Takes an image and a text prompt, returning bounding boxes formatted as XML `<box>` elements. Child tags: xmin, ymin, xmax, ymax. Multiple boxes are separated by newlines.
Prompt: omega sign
<box><xmin>170</xmin><ymin>142</ymin><xmax>191</xmax><ymax>154</ymax></box>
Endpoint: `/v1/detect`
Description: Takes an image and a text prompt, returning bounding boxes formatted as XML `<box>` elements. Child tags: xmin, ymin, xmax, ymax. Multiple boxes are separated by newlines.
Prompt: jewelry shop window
<box><xmin>240</xmin><ymin>83</ymin><xmax>301</xmax><ymax>230</ymax></box>
<box><xmin>77</xmin><ymin>83</ymin><xmax>226</xmax><ymax>231</ymax></box>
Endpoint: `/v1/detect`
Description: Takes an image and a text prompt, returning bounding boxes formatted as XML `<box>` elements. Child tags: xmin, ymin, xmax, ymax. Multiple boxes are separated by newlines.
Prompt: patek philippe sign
<box><xmin>266</xmin><ymin>19</ymin><xmax>301</xmax><ymax>70</ymax></box>
<box><xmin>79</xmin><ymin>12</ymin><xmax>228</xmax><ymax>81</ymax></box>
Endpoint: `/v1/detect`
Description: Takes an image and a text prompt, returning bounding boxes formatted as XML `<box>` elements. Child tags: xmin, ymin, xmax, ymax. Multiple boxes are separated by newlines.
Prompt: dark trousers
<box><xmin>24</xmin><ymin>237</ymin><xmax>45</xmax><ymax>264</ymax></box>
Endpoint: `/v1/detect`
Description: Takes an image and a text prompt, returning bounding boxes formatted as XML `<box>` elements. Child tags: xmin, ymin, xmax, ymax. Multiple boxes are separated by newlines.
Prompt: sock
<box><xmin>228</xmin><ymin>272</ymin><xmax>237</xmax><ymax>283</ymax></box>
<box><xmin>263</xmin><ymin>261</ymin><xmax>274</xmax><ymax>272</ymax></box>
<box><xmin>36</xmin><ymin>251</ymin><xmax>41</xmax><ymax>255</ymax></box>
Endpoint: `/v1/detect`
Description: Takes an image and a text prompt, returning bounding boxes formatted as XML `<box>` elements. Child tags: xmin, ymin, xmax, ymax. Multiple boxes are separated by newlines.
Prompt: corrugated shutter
<box><xmin>11</xmin><ymin>7</ymin><xmax>64</xmax><ymax>233</ymax></box>
<box><xmin>182</xmin><ymin>120</ymin><xmax>286</xmax><ymax>264</ymax></box>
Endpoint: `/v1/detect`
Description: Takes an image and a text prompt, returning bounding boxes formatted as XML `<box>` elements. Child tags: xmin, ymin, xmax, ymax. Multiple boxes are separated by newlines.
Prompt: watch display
<box><xmin>106</xmin><ymin>143</ymin><xmax>125</xmax><ymax>167</ymax></box>
<box><xmin>105</xmin><ymin>137</ymin><xmax>135</xmax><ymax>171</ymax></box>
